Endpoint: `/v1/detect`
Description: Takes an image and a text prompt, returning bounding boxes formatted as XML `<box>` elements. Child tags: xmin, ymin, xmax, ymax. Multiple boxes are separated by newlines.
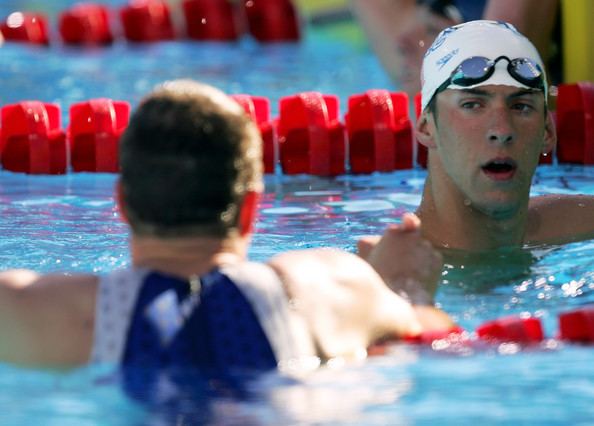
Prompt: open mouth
<box><xmin>481</xmin><ymin>158</ymin><xmax>517</xmax><ymax>180</ymax></box>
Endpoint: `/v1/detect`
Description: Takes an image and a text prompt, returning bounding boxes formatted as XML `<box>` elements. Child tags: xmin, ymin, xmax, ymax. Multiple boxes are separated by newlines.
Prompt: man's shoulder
<box><xmin>526</xmin><ymin>194</ymin><xmax>594</xmax><ymax>245</ymax></box>
<box><xmin>0</xmin><ymin>269</ymin><xmax>98</xmax><ymax>291</ymax></box>
<box><xmin>527</xmin><ymin>193</ymin><xmax>594</xmax><ymax>215</ymax></box>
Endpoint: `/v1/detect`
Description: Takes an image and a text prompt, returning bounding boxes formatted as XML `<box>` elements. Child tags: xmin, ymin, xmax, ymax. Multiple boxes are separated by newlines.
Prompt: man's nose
<box><xmin>487</xmin><ymin>107</ymin><xmax>514</xmax><ymax>145</ymax></box>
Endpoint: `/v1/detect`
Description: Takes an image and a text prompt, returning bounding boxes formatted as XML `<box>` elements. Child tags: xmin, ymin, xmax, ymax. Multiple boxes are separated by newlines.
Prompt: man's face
<box><xmin>424</xmin><ymin>84</ymin><xmax>555</xmax><ymax>218</ymax></box>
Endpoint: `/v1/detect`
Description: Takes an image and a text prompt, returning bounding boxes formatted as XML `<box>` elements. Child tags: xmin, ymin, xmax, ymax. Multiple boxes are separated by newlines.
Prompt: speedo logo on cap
<box><xmin>436</xmin><ymin>48</ymin><xmax>459</xmax><ymax>70</ymax></box>
<box><xmin>425</xmin><ymin>20</ymin><xmax>522</xmax><ymax>59</ymax></box>
<box><xmin>424</xmin><ymin>26</ymin><xmax>460</xmax><ymax>58</ymax></box>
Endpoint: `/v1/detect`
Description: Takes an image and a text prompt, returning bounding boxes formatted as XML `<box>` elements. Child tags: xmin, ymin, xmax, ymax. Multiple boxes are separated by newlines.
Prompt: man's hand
<box><xmin>358</xmin><ymin>213</ymin><xmax>443</xmax><ymax>305</ymax></box>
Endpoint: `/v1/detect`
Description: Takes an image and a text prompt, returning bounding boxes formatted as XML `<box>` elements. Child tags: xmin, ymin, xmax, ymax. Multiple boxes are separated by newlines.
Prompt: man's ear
<box><xmin>238</xmin><ymin>190</ymin><xmax>260</xmax><ymax>237</ymax></box>
<box><xmin>115</xmin><ymin>179</ymin><xmax>129</xmax><ymax>224</ymax></box>
<box><xmin>415</xmin><ymin>111</ymin><xmax>437</xmax><ymax>149</ymax></box>
<box><xmin>542</xmin><ymin>110</ymin><xmax>557</xmax><ymax>155</ymax></box>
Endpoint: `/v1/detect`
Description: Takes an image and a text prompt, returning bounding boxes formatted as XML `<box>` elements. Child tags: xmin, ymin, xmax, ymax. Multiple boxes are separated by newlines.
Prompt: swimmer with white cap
<box><xmin>411</xmin><ymin>20</ymin><xmax>594</xmax><ymax>251</ymax></box>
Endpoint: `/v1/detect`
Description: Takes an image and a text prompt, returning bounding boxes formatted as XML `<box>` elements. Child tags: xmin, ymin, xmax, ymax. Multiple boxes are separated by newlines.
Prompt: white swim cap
<box><xmin>421</xmin><ymin>20</ymin><xmax>547</xmax><ymax>111</ymax></box>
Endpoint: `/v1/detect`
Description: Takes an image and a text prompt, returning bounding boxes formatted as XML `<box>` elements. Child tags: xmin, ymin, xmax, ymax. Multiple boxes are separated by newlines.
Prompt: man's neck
<box><xmin>130</xmin><ymin>233</ymin><xmax>249</xmax><ymax>279</ymax></box>
<box><xmin>417</xmin><ymin>175</ymin><xmax>529</xmax><ymax>251</ymax></box>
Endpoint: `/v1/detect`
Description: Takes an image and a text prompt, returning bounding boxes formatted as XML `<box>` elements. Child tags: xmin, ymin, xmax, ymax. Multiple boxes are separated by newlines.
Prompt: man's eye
<box><xmin>512</xmin><ymin>102</ymin><xmax>534</xmax><ymax>112</ymax></box>
<box><xmin>460</xmin><ymin>101</ymin><xmax>481</xmax><ymax>109</ymax></box>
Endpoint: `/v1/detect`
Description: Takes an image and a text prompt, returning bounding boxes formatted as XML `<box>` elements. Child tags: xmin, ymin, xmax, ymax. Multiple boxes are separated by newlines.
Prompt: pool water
<box><xmin>2</xmin><ymin>2</ymin><xmax>594</xmax><ymax>424</ymax></box>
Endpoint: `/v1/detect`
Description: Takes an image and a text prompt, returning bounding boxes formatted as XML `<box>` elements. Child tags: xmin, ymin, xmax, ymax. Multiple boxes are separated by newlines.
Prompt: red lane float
<box><xmin>404</xmin><ymin>326</ymin><xmax>466</xmax><ymax>345</ymax></box>
<box><xmin>0</xmin><ymin>102</ymin><xmax>67</xmax><ymax>174</ymax></box>
<box><xmin>183</xmin><ymin>0</ymin><xmax>240</xmax><ymax>41</ymax></box>
<box><xmin>405</xmin><ymin>316</ymin><xmax>545</xmax><ymax>348</ymax></box>
<box><xmin>69</xmin><ymin>99</ymin><xmax>130</xmax><ymax>172</ymax></box>
<box><xmin>476</xmin><ymin>315</ymin><xmax>544</xmax><ymax>344</ymax></box>
<box><xmin>121</xmin><ymin>0</ymin><xmax>175</xmax><ymax>42</ymax></box>
<box><xmin>346</xmin><ymin>90</ymin><xmax>413</xmax><ymax>173</ymax></box>
<box><xmin>0</xmin><ymin>12</ymin><xmax>49</xmax><ymax>45</ymax></box>
<box><xmin>59</xmin><ymin>3</ymin><xmax>114</xmax><ymax>45</ymax></box>
<box><xmin>278</xmin><ymin>92</ymin><xmax>345</xmax><ymax>176</ymax></box>
<box><xmin>374</xmin><ymin>307</ymin><xmax>594</xmax><ymax>354</ymax></box>
<box><xmin>243</xmin><ymin>0</ymin><xmax>300</xmax><ymax>42</ymax></box>
<box><xmin>231</xmin><ymin>95</ymin><xmax>276</xmax><ymax>173</ymax></box>
<box><xmin>559</xmin><ymin>306</ymin><xmax>594</xmax><ymax>343</ymax></box>
<box><xmin>556</xmin><ymin>82</ymin><xmax>594</xmax><ymax>164</ymax></box>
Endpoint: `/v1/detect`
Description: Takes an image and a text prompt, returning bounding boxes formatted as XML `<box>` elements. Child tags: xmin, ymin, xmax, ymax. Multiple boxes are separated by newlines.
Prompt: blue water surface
<box><xmin>2</xmin><ymin>1</ymin><xmax>594</xmax><ymax>425</ymax></box>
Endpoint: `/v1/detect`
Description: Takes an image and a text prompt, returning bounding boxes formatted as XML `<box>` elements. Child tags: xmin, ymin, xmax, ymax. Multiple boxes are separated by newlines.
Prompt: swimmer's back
<box><xmin>92</xmin><ymin>262</ymin><xmax>308</xmax><ymax>369</ymax></box>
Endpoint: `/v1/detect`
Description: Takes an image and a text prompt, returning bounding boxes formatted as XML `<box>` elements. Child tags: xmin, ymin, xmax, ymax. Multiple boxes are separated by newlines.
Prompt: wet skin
<box><xmin>416</xmin><ymin>84</ymin><xmax>558</xmax><ymax>250</ymax></box>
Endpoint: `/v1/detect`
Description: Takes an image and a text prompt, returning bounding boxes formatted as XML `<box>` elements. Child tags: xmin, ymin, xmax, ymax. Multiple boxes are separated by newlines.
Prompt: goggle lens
<box><xmin>510</xmin><ymin>58</ymin><xmax>542</xmax><ymax>85</ymax></box>
<box><xmin>452</xmin><ymin>57</ymin><xmax>493</xmax><ymax>85</ymax></box>
<box><xmin>449</xmin><ymin>56</ymin><xmax>544</xmax><ymax>90</ymax></box>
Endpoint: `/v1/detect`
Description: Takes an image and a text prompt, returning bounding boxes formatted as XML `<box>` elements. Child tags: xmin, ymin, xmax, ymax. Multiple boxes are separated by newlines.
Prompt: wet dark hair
<box><xmin>119</xmin><ymin>80</ymin><xmax>262</xmax><ymax>238</ymax></box>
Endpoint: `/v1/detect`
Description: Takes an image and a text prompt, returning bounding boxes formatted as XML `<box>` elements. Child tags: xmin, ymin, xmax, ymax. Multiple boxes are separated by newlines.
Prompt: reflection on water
<box><xmin>4</xmin><ymin>343</ymin><xmax>594</xmax><ymax>425</ymax></box>
<box><xmin>441</xmin><ymin>245</ymin><xmax>540</xmax><ymax>292</ymax></box>
<box><xmin>439</xmin><ymin>241</ymin><xmax>594</xmax><ymax>335</ymax></box>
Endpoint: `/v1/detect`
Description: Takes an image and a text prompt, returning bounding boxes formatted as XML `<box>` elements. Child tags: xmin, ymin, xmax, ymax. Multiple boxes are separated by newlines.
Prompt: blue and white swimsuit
<box><xmin>91</xmin><ymin>262</ymin><xmax>309</xmax><ymax>372</ymax></box>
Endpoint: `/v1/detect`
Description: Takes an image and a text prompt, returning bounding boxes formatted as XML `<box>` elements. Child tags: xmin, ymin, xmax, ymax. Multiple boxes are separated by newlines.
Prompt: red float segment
<box><xmin>538</xmin><ymin>151</ymin><xmax>553</xmax><ymax>164</ymax></box>
<box><xmin>183</xmin><ymin>0</ymin><xmax>240</xmax><ymax>41</ymax></box>
<box><xmin>404</xmin><ymin>326</ymin><xmax>466</xmax><ymax>345</ymax></box>
<box><xmin>120</xmin><ymin>0</ymin><xmax>175</xmax><ymax>42</ymax></box>
<box><xmin>231</xmin><ymin>95</ymin><xmax>276</xmax><ymax>173</ymax></box>
<box><xmin>243</xmin><ymin>0</ymin><xmax>300</xmax><ymax>42</ymax></box>
<box><xmin>0</xmin><ymin>102</ymin><xmax>67</xmax><ymax>174</ymax></box>
<box><xmin>59</xmin><ymin>3</ymin><xmax>114</xmax><ymax>45</ymax></box>
<box><xmin>0</xmin><ymin>12</ymin><xmax>50</xmax><ymax>45</ymax></box>
<box><xmin>556</xmin><ymin>82</ymin><xmax>594</xmax><ymax>164</ymax></box>
<box><xmin>346</xmin><ymin>90</ymin><xmax>413</xmax><ymax>174</ymax></box>
<box><xmin>69</xmin><ymin>99</ymin><xmax>130</xmax><ymax>172</ymax></box>
<box><xmin>476</xmin><ymin>315</ymin><xmax>544</xmax><ymax>344</ymax></box>
<box><xmin>278</xmin><ymin>92</ymin><xmax>346</xmax><ymax>176</ymax></box>
<box><xmin>558</xmin><ymin>306</ymin><xmax>594</xmax><ymax>343</ymax></box>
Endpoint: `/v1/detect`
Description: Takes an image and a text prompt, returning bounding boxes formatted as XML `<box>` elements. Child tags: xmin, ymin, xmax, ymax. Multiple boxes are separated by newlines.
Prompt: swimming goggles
<box><xmin>438</xmin><ymin>56</ymin><xmax>545</xmax><ymax>92</ymax></box>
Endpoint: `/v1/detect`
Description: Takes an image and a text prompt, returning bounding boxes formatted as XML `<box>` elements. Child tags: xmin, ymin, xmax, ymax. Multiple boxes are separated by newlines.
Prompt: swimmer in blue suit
<box><xmin>0</xmin><ymin>80</ymin><xmax>452</xmax><ymax>371</ymax></box>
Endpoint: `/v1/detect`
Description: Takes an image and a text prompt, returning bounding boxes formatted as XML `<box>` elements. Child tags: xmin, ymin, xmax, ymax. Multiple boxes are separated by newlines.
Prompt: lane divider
<box><xmin>0</xmin><ymin>102</ymin><xmax>67</xmax><ymax>174</ymax></box>
<box><xmin>244</xmin><ymin>0</ymin><xmax>301</xmax><ymax>43</ymax></box>
<box><xmin>556</xmin><ymin>82</ymin><xmax>594</xmax><ymax>165</ymax></box>
<box><xmin>231</xmin><ymin>95</ymin><xmax>276</xmax><ymax>174</ymax></box>
<box><xmin>121</xmin><ymin>0</ymin><xmax>176</xmax><ymax>43</ymax></box>
<box><xmin>392</xmin><ymin>306</ymin><xmax>594</xmax><ymax>352</ymax></box>
<box><xmin>0</xmin><ymin>0</ymin><xmax>300</xmax><ymax>45</ymax></box>
<box><xmin>184</xmin><ymin>0</ymin><xmax>240</xmax><ymax>41</ymax></box>
<box><xmin>346</xmin><ymin>90</ymin><xmax>413</xmax><ymax>173</ymax></box>
<box><xmin>0</xmin><ymin>12</ymin><xmax>49</xmax><ymax>45</ymax></box>
<box><xmin>59</xmin><ymin>3</ymin><xmax>114</xmax><ymax>45</ymax></box>
<box><xmin>0</xmin><ymin>82</ymin><xmax>592</xmax><ymax>174</ymax></box>
<box><xmin>69</xmin><ymin>99</ymin><xmax>130</xmax><ymax>173</ymax></box>
<box><xmin>278</xmin><ymin>92</ymin><xmax>346</xmax><ymax>176</ymax></box>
